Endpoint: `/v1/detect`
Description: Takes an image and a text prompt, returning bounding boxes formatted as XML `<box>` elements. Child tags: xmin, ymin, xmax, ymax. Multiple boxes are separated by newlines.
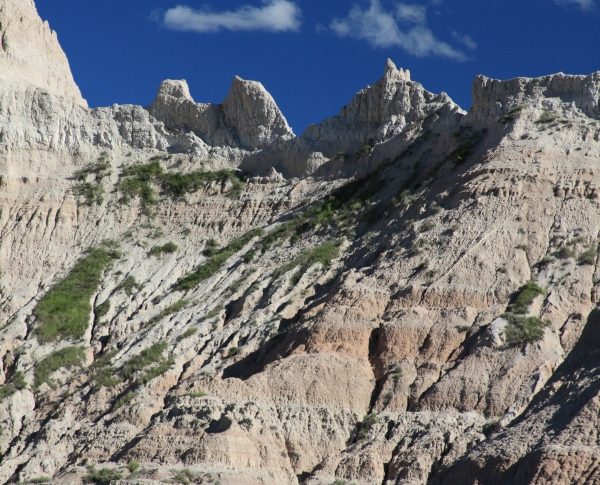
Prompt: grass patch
<box><xmin>113</xmin><ymin>390</ymin><xmax>136</xmax><ymax>409</ymax></box>
<box><xmin>179</xmin><ymin>327</ymin><xmax>197</xmax><ymax>340</ymax></box>
<box><xmin>555</xmin><ymin>246</ymin><xmax>576</xmax><ymax>259</ymax></box>
<box><xmin>275</xmin><ymin>240</ymin><xmax>342</xmax><ymax>281</ymax></box>
<box><xmin>189</xmin><ymin>390</ymin><xmax>207</xmax><ymax>398</ymax></box>
<box><xmin>148</xmin><ymin>241</ymin><xmax>178</xmax><ymax>257</ymax></box>
<box><xmin>121</xmin><ymin>342</ymin><xmax>168</xmax><ymax>380</ymax></box>
<box><xmin>85</xmin><ymin>467</ymin><xmax>123</xmax><ymax>484</ymax></box>
<box><xmin>502</xmin><ymin>105</ymin><xmax>525</xmax><ymax>123</ymax></box>
<box><xmin>579</xmin><ymin>247</ymin><xmax>597</xmax><ymax>266</ymax></box>
<box><xmin>128</xmin><ymin>460</ymin><xmax>140</xmax><ymax>474</ymax></box>
<box><xmin>72</xmin><ymin>157</ymin><xmax>111</xmax><ymax>206</ymax></box>
<box><xmin>509</xmin><ymin>281</ymin><xmax>546</xmax><ymax>314</ymax></box>
<box><xmin>151</xmin><ymin>299</ymin><xmax>190</xmax><ymax>323</ymax></box>
<box><xmin>206</xmin><ymin>305</ymin><xmax>224</xmax><ymax>320</ymax></box>
<box><xmin>356</xmin><ymin>413</ymin><xmax>378</xmax><ymax>441</ymax></box>
<box><xmin>175</xmin><ymin>229</ymin><xmax>264</xmax><ymax>291</ymax></box>
<box><xmin>0</xmin><ymin>371</ymin><xmax>27</xmax><ymax>401</ymax></box>
<box><xmin>505</xmin><ymin>315</ymin><xmax>549</xmax><ymax>346</ymax></box>
<box><xmin>118</xmin><ymin>161</ymin><xmax>245</xmax><ymax>213</ymax></box>
<box><xmin>34</xmin><ymin>346</ymin><xmax>86</xmax><ymax>389</ymax></box>
<box><xmin>117</xmin><ymin>275</ymin><xmax>141</xmax><ymax>296</ymax></box>
<box><xmin>34</xmin><ymin>244</ymin><xmax>119</xmax><ymax>343</ymax></box>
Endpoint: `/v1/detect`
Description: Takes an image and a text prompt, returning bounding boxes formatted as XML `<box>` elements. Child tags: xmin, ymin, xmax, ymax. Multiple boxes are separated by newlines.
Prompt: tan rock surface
<box><xmin>3</xmin><ymin>1</ymin><xmax>600</xmax><ymax>484</ymax></box>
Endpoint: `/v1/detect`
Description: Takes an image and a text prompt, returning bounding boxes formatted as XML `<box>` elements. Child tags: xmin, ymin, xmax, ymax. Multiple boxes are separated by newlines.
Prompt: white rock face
<box><xmin>5</xmin><ymin>3</ymin><xmax>600</xmax><ymax>483</ymax></box>
<box><xmin>471</xmin><ymin>71</ymin><xmax>600</xmax><ymax>122</ymax></box>
<box><xmin>302</xmin><ymin>58</ymin><xmax>462</xmax><ymax>155</ymax></box>
<box><xmin>0</xmin><ymin>0</ymin><xmax>85</xmax><ymax>104</ymax></box>
<box><xmin>149</xmin><ymin>77</ymin><xmax>293</xmax><ymax>150</ymax></box>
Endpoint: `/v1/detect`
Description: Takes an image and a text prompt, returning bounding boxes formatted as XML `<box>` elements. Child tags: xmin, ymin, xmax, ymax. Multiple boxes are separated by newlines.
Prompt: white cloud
<box><xmin>396</xmin><ymin>4</ymin><xmax>426</xmax><ymax>24</ymax></box>
<box><xmin>554</xmin><ymin>0</ymin><xmax>595</xmax><ymax>8</ymax></box>
<box><xmin>163</xmin><ymin>0</ymin><xmax>301</xmax><ymax>34</ymax></box>
<box><xmin>452</xmin><ymin>31</ymin><xmax>477</xmax><ymax>50</ymax></box>
<box><xmin>330</xmin><ymin>0</ymin><xmax>467</xmax><ymax>61</ymax></box>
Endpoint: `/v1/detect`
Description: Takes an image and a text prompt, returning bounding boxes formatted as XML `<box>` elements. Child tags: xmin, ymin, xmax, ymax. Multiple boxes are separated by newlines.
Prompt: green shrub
<box><xmin>175</xmin><ymin>229</ymin><xmax>263</xmax><ymax>291</ymax></box>
<box><xmin>127</xmin><ymin>460</ymin><xmax>140</xmax><ymax>474</ymax></box>
<box><xmin>189</xmin><ymin>390</ymin><xmax>207</xmax><ymax>398</ymax></box>
<box><xmin>356</xmin><ymin>143</ymin><xmax>373</xmax><ymax>157</ymax></box>
<box><xmin>72</xmin><ymin>158</ymin><xmax>111</xmax><ymax>206</ymax></box>
<box><xmin>113</xmin><ymin>390</ymin><xmax>136</xmax><ymax>410</ymax></box>
<box><xmin>34</xmin><ymin>346</ymin><xmax>86</xmax><ymax>389</ymax></box>
<box><xmin>555</xmin><ymin>246</ymin><xmax>576</xmax><ymax>259</ymax></box>
<box><xmin>117</xmin><ymin>275</ymin><xmax>140</xmax><ymax>296</ymax></box>
<box><xmin>509</xmin><ymin>281</ymin><xmax>546</xmax><ymax>314</ymax></box>
<box><xmin>171</xmin><ymin>469</ymin><xmax>197</xmax><ymax>484</ymax></box>
<box><xmin>356</xmin><ymin>413</ymin><xmax>378</xmax><ymax>441</ymax></box>
<box><xmin>119</xmin><ymin>162</ymin><xmax>245</xmax><ymax>211</ymax></box>
<box><xmin>502</xmin><ymin>105</ymin><xmax>525</xmax><ymax>123</ymax></box>
<box><xmin>73</xmin><ymin>182</ymin><xmax>104</xmax><ymax>206</ymax></box>
<box><xmin>179</xmin><ymin>328</ymin><xmax>197</xmax><ymax>340</ymax></box>
<box><xmin>95</xmin><ymin>300</ymin><xmax>110</xmax><ymax>320</ymax></box>
<box><xmin>160</xmin><ymin>169</ymin><xmax>245</xmax><ymax>198</ymax></box>
<box><xmin>390</xmin><ymin>366</ymin><xmax>402</xmax><ymax>383</ymax></box>
<box><xmin>206</xmin><ymin>305</ymin><xmax>224</xmax><ymax>320</ymax></box>
<box><xmin>25</xmin><ymin>477</ymin><xmax>52</xmax><ymax>483</ymax></box>
<box><xmin>275</xmin><ymin>240</ymin><xmax>341</xmax><ymax>281</ymax></box>
<box><xmin>504</xmin><ymin>315</ymin><xmax>549</xmax><ymax>346</ymax></box>
<box><xmin>579</xmin><ymin>247</ymin><xmax>597</xmax><ymax>266</ymax></box>
<box><xmin>34</xmin><ymin>245</ymin><xmax>119</xmax><ymax>343</ymax></box>
<box><xmin>121</xmin><ymin>342</ymin><xmax>168</xmax><ymax>380</ymax></box>
<box><xmin>151</xmin><ymin>299</ymin><xmax>189</xmax><ymax>324</ymax></box>
<box><xmin>137</xmin><ymin>357</ymin><xmax>174</xmax><ymax>385</ymax></box>
<box><xmin>0</xmin><ymin>371</ymin><xmax>27</xmax><ymax>401</ymax></box>
<box><xmin>85</xmin><ymin>467</ymin><xmax>123</xmax><ymax>484</ymax></box>
<box><xmin>148</xmin><ymin>241</ymin><xmax>178</xmax><ymax>257</ymax></box>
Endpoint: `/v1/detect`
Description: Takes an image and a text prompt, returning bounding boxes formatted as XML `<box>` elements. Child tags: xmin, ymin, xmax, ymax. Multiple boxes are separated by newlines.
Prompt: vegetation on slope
<box><xmin>118</xmin><ymin>161</ymin><xmax>245</xmax><ymax>213</ymax></box>
<box><xmin>33</xmin><ymin>243</ymin><xmax>120</xmax><ymax>343</ymax></box>
<box><xmin>34</xmin><ymin>346</ymin><xmax>86</xmax><ymax>389</ymax></box>
<box><xmin>504</xmin><ymin>281</ymin><xmax>549</xmax><ymax>346</ymax></box>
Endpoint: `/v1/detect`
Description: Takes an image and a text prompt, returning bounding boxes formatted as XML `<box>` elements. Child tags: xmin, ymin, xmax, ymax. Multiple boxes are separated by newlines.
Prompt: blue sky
<box><xmin>38</xmin><ymin>0</ymin><xmax>599</xmax><ymax>134</ymax></box>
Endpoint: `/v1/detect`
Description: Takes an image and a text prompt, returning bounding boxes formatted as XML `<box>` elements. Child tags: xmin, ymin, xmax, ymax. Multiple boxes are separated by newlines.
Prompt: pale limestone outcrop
<box><xmin>241</xmin><ymin>59</ymin><xmax>464</xmax><ymax>177</ymax></box>
<box><xmin>5</xmin><ymin>0</ymin><xmax>600</xmax><ymax>483</ymax></box>
<box><xmin>0</xmin><ymin>0</ymin><xmax>85</xmax><ymax>104</ymax></box>
<box><xmin>471</xmin><ymin>71</ymin><xmax>600</xmax><ymax>122</ymax></box>
<box><xmin>149</xmin><ymin>77</ymin><xmax>293</xmax><ymax>150</ymax></box>
<box><xmin>302</xmin><ymin>58</ymin><xmax>462</xmax><ymax>154</ymax></box>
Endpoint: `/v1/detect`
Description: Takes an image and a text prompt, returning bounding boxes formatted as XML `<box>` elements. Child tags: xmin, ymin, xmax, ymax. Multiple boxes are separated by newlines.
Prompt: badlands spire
<box><xmin>0</xmin><ymin>0</ymin><xmax>85</xmax><ymax>104</ymax></box>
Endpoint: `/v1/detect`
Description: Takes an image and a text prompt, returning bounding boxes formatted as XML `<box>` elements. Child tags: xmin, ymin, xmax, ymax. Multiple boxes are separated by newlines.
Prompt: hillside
<box><xmin>1</xmin><ymin>1</ymin><xmax>600</xmax><ymax>484</ymax></box>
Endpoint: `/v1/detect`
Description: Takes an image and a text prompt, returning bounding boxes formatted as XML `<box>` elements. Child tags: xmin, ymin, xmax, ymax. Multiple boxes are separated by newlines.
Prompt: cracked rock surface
<box><xmin>2</xmin><ymin>1</ymin><xmax>600</xmax><ymax>484</ymax></box>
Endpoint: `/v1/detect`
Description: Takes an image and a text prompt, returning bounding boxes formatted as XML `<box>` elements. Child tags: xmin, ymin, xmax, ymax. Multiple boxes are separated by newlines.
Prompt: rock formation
<box><xmin>149</xmin><ymin>76</ymin><xmax>293</xmax><ymax>150</ymax></box>
<box><xmin>2</xmin><ymin>0</ymin><xmax>600</xmax><ymax>484</ymax></box>
<box><xmin>0</xmin><ymin>0</ymin><xmax>85</xmax><ymax>103</ymax></box>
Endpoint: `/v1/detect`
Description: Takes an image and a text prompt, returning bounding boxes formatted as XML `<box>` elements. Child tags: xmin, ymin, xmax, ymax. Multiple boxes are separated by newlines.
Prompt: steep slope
<box><xmin>2</xmin><ymin>1</ymin><xmax>600</xmax><ymax>484</ymax></box>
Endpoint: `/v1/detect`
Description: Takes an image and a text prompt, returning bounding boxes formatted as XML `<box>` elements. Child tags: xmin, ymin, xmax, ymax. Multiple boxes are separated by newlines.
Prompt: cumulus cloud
<box><xmin>330</xmin><ymin>0</ymin><xmax>467</xmax><ymax>60</ymax></box>
<box><xmin>163</xmin><ymin>0</ymin><xmax>301</xmax><ymax>34</ymax></box>
<box><xmin>554</xmin><ymin>0</ymin><xmax>595</xmax><ymax>8</ymax></box>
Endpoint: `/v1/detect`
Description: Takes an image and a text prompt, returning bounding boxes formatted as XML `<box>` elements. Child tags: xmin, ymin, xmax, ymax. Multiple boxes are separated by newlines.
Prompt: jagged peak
<box><xmin>384</xmin><ymin>58</ymin><xmax>411</xmax><ymax>82</ymax></box>
<box><xmin>0</xmin><ymin>0</ymin><xmax>86</xmax><ymax>105</ymax></box>
<box><xmin>155</xmin><ymin>79</ymin><xmax>193</xmax><ymax>102</ymax></box>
